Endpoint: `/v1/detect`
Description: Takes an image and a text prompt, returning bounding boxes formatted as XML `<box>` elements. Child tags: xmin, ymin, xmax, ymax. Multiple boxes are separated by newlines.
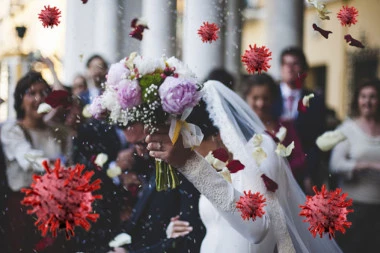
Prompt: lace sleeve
<box><xmin>178</xmin><ymin>152</ymin><xmax>270</xmax><ymax>244</ymax></box>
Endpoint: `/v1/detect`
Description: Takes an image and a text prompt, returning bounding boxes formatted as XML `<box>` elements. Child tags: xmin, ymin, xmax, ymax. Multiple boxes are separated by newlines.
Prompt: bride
<box><xmin>146</xmin><ymin>81</ymin><xmax>343</xmax><ymax>253</ymax></box>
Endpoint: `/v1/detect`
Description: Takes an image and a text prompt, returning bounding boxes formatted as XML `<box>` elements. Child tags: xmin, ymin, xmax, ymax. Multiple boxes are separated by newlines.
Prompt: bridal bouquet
<box><xmin>89</xmin><ymin>52</ymin><xmax>203</xmax><ymax>191</ymax></box>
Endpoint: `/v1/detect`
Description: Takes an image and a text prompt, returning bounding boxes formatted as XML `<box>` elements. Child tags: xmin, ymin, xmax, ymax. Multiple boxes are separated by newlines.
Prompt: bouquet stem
<box><xmin>155</xmin><ymin>159</ymin><xmax>179</xmax><ymax>191</ymax></box>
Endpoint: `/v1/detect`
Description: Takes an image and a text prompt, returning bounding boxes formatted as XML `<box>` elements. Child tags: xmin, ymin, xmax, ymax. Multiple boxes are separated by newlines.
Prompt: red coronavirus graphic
<box><xmin>299</xmin><ymin>185</ymin><xmax>353</xmax><ymax>239</ymax></box>
<box><xmin>236</xmin><ymin>190</ymin><xmax>266</xmax><ymax>221</ymax></box>
<box><xmin>241</xmin><ymin>44</ymin><xmax>272</xmax><ymax>74</ymax></box>
<box><xmin>197</xmin><ymin>22</ymin><xmax>220</xmax><ymax>43</ymax></box>
<box><xmin>337</xmin><ymin>6</ymin><xmax>358</xmax><ymax>27</ymax></box>
<box><xmin>21</xmin><ymin>159</ymin><xmax>102</xmax><ymax>239</ymax></box>
<box><xmin>38</xmin><ymin>6</ymin><xmax>62</xmax><ymax>28</ymax></box>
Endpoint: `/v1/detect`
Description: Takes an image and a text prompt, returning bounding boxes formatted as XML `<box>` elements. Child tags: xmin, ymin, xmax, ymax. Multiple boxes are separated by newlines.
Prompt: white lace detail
<box><xmin>179</xmin><ymin>152</ymin><xmax>236</xmax><ymax>212</ymax></box>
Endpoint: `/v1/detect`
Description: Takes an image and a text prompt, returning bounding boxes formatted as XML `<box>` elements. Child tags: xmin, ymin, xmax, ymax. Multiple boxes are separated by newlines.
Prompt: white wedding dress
<box><xmin>177</xmin><ymin>81</ymin><xmax>343</xmax><ymax>253</ymax></box>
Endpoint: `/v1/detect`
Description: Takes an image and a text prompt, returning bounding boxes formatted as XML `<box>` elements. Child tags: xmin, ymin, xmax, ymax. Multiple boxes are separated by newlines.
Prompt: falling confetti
<box><xmin>344</xmin><ymin>34</ymin><xmax>365</xmax><ymax>49</ymax></box>
<box><xmin>236</xmin><ymin>190</ymin><xmax>266</xmax><ymax>221</ymax></box>
<box><xmin>261</xmin><ymin>174</ymin><xmax>278</xmax><ymax>193</ymax></box>
<box><xmin>299</xmin><ymin>185</ymin><xmax>353</xmax><ymax>239</ymax></box>
<box><xmin>241</xmin><ymin>44</ymin><xmax>272</xmax><ymax>74</ymax></box>
<box><xmin>337</xmin><ymin>6</ymin><xmax>359</xmax><ymax>27</ymax></box>
<box><xmin>21</xmin><ymin>159</ymin><xmax>102</xmax><ymax>239</ymax></box>
<box><xmin>38</xmin><ymin>6</ymin><xmax>62</xmax><ymax>28</ymax></box>
<box><xmin>82</xmin><ymin>0</ymin><xmax>88</xmax><ymax>3</ymax></box>
<box><xmin>197</xmin><ymin>22</ymin><xmax>220</xmax><ymax>43</ymax></box>
<box><xmin>312</xmin><ymin>24</ymin><xmax>332</xmax><ymax>39</ymax></box>
<box><xmin>129</xmin><ymin>18</ymin><xmax>149</xmax><ymax>41</ymax></box>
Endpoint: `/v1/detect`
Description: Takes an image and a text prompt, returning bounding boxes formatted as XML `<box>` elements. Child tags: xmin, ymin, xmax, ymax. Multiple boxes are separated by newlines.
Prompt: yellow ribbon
<box><xmin>171</xmin><ymin>120</ymin><xmax>185</xmax><ymax>145</ymax></box>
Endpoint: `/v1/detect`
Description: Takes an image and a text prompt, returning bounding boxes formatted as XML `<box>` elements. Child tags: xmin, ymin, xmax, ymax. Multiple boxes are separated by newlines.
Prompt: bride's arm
<box><xmin>178</xmin><ymin>151</ymin><xmax>270</xmax><ymax>244</ymax></box>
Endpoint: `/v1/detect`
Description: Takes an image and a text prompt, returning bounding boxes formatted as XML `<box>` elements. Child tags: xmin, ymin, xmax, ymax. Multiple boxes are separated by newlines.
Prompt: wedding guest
<box><xmin>244</xmin><ymin>73</ymin><xmax>309</xmax><ymax>192</ymax></box>
<box><xmin>1</xmin><ymin>71</ymin><xmax>69</xmax><ymax>252</ymax></box>
<box><xmin>278</xmin><ymin>47</ymin><xmax>327</xmax><ymax>187</ymax></box>
<box><xmin>330</xmin><ymin>79</ymin><xmax>380</xmax><ymax>253</ymax></box>
<box><xmin>72</xmin><ymin>74</ymin><xmax>88</xmax><ymax>97</ymax></box>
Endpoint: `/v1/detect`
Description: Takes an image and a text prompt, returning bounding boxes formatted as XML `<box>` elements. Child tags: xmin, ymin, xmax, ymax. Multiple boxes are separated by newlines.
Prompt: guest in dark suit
<box><xmin>278</xmin><ymin>47</ymin><xmax>327</xmax><ymax>189</ymax></box>
<box><xmin>109</xmin><ymin>123</ymin><xmax>205</xmax><ymax>253</ymax></box>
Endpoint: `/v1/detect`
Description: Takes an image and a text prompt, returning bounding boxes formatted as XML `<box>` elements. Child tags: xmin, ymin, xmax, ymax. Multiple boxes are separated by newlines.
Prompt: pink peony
<box><xmin>89</xmin><ymin>96</ymin><xmax>105</xmax><ymax>119</ymax></box>
<box><xmin>117</xmin><ymin>80</ymin><xmax>142</xmax><ymax>109</ymax></box>
<box><xmin>107</xmin><ymin>62</ymin><xmax>130</xmax><ymax>87</ymax></box>
<box><xmin>159</xmin><ymin>77</ymin><xmax>200</xmax><ymax>115</ymax></box>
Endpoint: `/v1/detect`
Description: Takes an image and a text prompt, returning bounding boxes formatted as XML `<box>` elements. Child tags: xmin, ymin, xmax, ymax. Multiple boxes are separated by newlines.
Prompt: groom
<box><xmin>110</xmin><ymin>123</ymin><xmax>205</xmax><ymax>253</ymax></box>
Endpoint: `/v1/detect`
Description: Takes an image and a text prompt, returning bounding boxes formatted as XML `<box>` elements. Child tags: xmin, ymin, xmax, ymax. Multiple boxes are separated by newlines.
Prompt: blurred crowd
<box><xmin>0</xmin><ymin>47</ymin><xmax>379</xmax><ymax>253</ymax></box>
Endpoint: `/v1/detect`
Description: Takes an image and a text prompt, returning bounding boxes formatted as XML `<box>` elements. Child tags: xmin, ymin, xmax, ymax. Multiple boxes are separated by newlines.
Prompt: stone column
<box><xmin>141</xmin><ymin>0</ymin><xmax>176</xmax><ymax>58</ymax></box>
<box><xmin>225</xmin><ymin>0</ymin><xmax>244</xmax><ymax>90</ymax></box>
<box><xmin>265</xmin><ymin>0</ymin><xmax>304</xmax><ymax>79</ymax></box>
<box><xmin>183</xmin><ymin>0</ymin><xmax>225</xmax><ymax>81</ymax></box>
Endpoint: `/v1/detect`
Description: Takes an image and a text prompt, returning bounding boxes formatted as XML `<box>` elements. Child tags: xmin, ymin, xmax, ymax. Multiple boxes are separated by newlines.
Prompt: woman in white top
<box><xmin>1</xmin><ymin>71</ymin><xmax>68</xmax><ymax>252</ymax></box>
<box><xmin>146</xmin><ymin>81</ymin><xmax>342</xmax><ymax>253</ymax></box>
<box><xmin>330</xmin><ymin>79</ymin><xmax>380</xmax><ymax>253</ymax></box>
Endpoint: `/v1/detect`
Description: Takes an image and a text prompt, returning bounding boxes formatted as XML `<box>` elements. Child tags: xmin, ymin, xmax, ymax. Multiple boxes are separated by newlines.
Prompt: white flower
<box><xmin>109</xmin><ymin>233</ymin><xmax>132</xmax><ymax>248</ymax></box>
<box><xmin>302</xmin><ymin>93</ymin><xmax>315</xmax><ymax>108</ymax></box>
<box><xmin>252</xmin><ymin>147</ymin><xmax>267</xmax><ymax>166</ymax></box>
<box><xmin>205</xmin><ymin>151</ymin><xmax>227</xmax><ymax>171</ymax></box>
<box><xmin>37</xmin><ymin>103</ymin><xmax>52</xmax><ymax>114</ymax></box>
<box><xmin>134</xmin><ymin>55</ymin><xmax>165</xmax><ymax>76</ymax></box>
<box><xmin>106</xmin><ymin>166</ymin><xmax>122</xmax><ymax>178</ymax></box>
<box><xmin>276</xmin><ymin>126</ymin><xmax>287</xmax><ymax>143</ymax></box>
<box><xmin>82</xmin><ymin>104</ymin><xmax>92</xmax><ymax>118</ymax></box>
<box><xmin>219</xmin><ymin>167</ymin><xmax>232</xmax><ymax>183</ymax></box>
<box><xmin>101</xmin><ymin>89</ymin><xmax>119</xmax><ymax>111</ymax></box>
<box><xmin>316</xmin><ymin>129</ymin><xmax>346</xmax><ymax>151</ymax></box>
<box><xmin>275</xmin><ymin>141</ymin><xmax>295</xmax><ymax>157</ymax></box>
<box><xmin>94</xmin><ymin>153</ymin><xmax>108</xmax><ymax>167</ymax></box>
<box><xmin>252</xmin><ymin>134</ymin><xmax>263</xmax><ymax>147</ymax></box>
<box><xmin>125</xmin><ymin>52</ymin><xmax>138</xmax><ymax>70</ymax></box>
<box><xmin>166</xmin><ymin>57</ymin><xmax>197</xmax><ymax>81</ymax></box>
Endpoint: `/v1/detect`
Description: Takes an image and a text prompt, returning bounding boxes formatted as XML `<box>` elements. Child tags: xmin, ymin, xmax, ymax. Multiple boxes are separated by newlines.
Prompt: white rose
<box><xmin>109</xmin><ymin>233</ymin><xmax>132</xmax><ymax>248</ymax></box>
<box><xmin>252</xmin><ymin>147</ymin><xmax>267</xmax><ymax>166</ymax></box>
<box><xmin>275</xmin><ymin>141</ymin><xmax>295</xmax><ymax>157</ymax></box>
<box><xmin>166</xmin><ymin>57</ymin><xmax>197</xmax><ymax>81</ymax></box>
<box><xmin>94</xmin><ymin>153</ymin><xmax>108</xmax><ymax>167</ymax></box>
<box><xmin>106</xmin><ymin>166</ymin><xmax>122</xmax><ymax>178</ymax></box>
<box><xmin>134</xmin><ymin>55</ymin><xmax>165</xmax><ymax>76</ymax></box>
<box><xmin>252</xmin><ymin>134</ymin><xmax>263</xmax><ymax>147</ymax></box>
<box><xmin>37</xmin><ymin>103</ymin><xmax>52</xmax><ymax>114</ymax></box>
<box><xmin>276</xmin><ymin>126</ymin><xmax>287</xmax><ymax>143</ymax></box>
<box><xmin>316</xmin><ymin>130</ymin><xmax>346</xmax><ymax>151</ymax></box>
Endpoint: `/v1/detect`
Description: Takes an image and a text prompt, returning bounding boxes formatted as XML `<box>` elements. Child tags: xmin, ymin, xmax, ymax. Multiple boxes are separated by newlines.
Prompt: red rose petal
<box><xmin>261</xmin><ymin>174</ymin><xmax>278</xmax><ymax>193</ymax></box>
<box><xmin>44</xmin><ymin>90</ymin><xmax>71</xmax><ymax>108</ymax></box>
<box><xmin>297</xmin><ymin>98</ymin><xmax>307</xmax><ymax>113</ymax></box>
<box><xmin>226</xmin><ymin>160</ymin><xmax>245</xmax><ymax>173</ymax></box>
<box><xmin>212</xmin><ymin>148</ymin><xmax>229</xmax><ymax>162</ymax></box>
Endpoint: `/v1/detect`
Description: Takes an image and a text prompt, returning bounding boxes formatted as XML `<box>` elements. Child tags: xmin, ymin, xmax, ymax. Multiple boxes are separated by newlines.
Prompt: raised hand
<box><xmin>166</xmin><ymin>215</ymin><xmax>193</xmax><ymax>238</ymax></box>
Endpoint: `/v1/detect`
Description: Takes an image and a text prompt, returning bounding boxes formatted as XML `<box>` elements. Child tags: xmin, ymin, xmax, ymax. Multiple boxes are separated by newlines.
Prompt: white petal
<box><xmin>37</xmin><ymin>103</ymin><xmax>52</xmax><ymax>114</ymax></box>
<box><xmin>82</xmin><ymin>104</ymin><xmax>92</xmax><ymax>118</ymax></box>
<box><xmin>276</xmin><ymin>126</ymin><xmax>287</xmax><ymax>143</ymax></box>
<box><xmin>252</xmin><ymin>147</ymin><xmax>267</xmax><ymax>166</ymax></box>
<box><xmin>94</xmin><ymin>153</ymin><xmax>108</xmax><ymax>167</ymax></box>
<box><xmin>204</xmin><ymin>152</ymin><xmax>215</xmax><ymax>164</ymax></box>
<box><xmin>275</xmin><ymin>141</ymin><xmax>295</xmax><ymax>157</ymax></box>
<box><xmin>316</xmin><ymin>130</ymin><xmax>346</xmax><ymax>151</ymax></box>
<box><xmin>213</xmin><ymin>159</ymin><xmax>227</xmax><ymax>171</ymax></box>
<box><xmin>109</xmin><ymin>233</ymin><xmax>132</xmax><ymax>248</ymax></box>
<box><xmin>219</xmin><ymin>168</ymin><xmax>232</xmax><ymax>183</ymax></box>
<box><xmin>302</xmin><ymin>93</ymin><xmax>315</xmax><ymax>107</ymax></box>
<box><xmin>252</xmin><ymin>134</ymin><xmax>263</xmax><ymax>147</ymax></box>
<box><xmin>106</xmin><ymin>166</ymin><xmax>122</xmax><ymax>178</ymax></box>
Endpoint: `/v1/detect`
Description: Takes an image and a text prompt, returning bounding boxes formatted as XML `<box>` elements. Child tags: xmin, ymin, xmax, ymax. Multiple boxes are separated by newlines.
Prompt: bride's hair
<box><xmin>187</xmin><ymin>99</ymin><xmax>219</xmax><ymax>139</ymax></box>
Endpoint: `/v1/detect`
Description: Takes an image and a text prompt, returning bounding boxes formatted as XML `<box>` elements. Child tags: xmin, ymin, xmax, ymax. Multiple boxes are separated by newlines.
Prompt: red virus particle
<box><xmin>236</xmin><ymin>190</ymin><xmax>266</xmax><ymax>221</ymax></box>
<box><xmin>312</xmin><ymin>24</ymin><xmax>332</xmax><ymax>39</ymax></box>
<box><xmin>337</xmin><ymin>6</ymin><xmax>358</xmax><ymax>27</ymax></box>
<box><xmin>197</xmin><ymin>22</ymin><xmax>220</xmax><ymax>43</ymax></box>
<box><xmin>344</xmin><ymin>34</ymin><xmax>365</xmax><ymax>49</ymax></box>
<box><xmin>38</xmin><ymin>6</ymin><xmax>62</xmax><ymax>28</ymax></box>
<box><xmin>21</xmin><ymin>159</ymin><xmax>102</xmax><ymax>239</ymax></box>
<box><xmin>299</xmin><ymin>185</ymin><xmax>353</xmax><ymax>239</ymax></box>
<box><xmin>261</xmin><ymin>174</ymin><xmax>278</xmax><ymax>193</ymax></box>
<box><xmin>241</xmin><ymin>44</ymin><xmax>272</xmax><ymax>74</ymax></box>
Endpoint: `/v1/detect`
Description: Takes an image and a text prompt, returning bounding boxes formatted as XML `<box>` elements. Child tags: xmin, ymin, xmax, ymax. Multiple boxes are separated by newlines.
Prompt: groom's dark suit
<box><xmin>120</xmin><ymin>161</ymin><xmax>205</xmax><ymax>253</ymax></box>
